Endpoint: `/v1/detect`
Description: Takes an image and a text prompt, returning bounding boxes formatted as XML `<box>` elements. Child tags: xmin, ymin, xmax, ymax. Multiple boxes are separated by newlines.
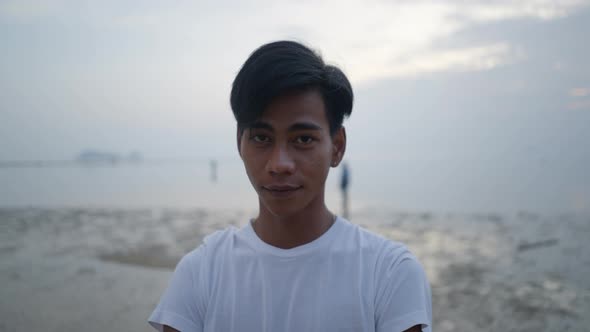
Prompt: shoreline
<box><xmin>1</xmin><ymin>207</ymin><xmax>589</xmax><ymax>331</ymax></box>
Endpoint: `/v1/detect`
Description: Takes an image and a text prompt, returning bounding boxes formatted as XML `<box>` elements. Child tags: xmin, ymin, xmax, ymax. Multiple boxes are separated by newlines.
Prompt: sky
<box><xmin>0</xmin><ymin>0</ymin><xmax>588</xmax><ymax>159</ymax></box>
<box><xmin>1</xmin><ymin>0</ymin><xmax>590</xmax><ymax>211</ymax></box>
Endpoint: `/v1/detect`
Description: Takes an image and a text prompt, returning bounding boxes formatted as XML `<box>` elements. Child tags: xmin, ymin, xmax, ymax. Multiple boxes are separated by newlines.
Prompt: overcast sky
<box><xmin>1</xmin><ymin>0</ymin><xmax>589</xmax><ymax>163</ymax></box>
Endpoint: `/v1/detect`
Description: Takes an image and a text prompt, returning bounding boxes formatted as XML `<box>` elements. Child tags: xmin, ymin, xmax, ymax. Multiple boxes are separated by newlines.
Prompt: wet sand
<box><xmin>1</xmin><ymin>208</ymin><xmax>589</xmax><ymax>331</ymax></box>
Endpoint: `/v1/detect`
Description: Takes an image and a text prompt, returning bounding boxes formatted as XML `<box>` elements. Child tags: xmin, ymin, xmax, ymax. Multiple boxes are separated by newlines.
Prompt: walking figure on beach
<box><xmin>149</xmin><ymin>40</ymin><xmax>432</xmax><ymax>332</ymax></box>
<box><xmin>340</xmin><ymin>161</ymin><xmax>350</xmax><ymax>219</ymax></box>
<box><xmin>209</xmin><ymin>159</ymin><xmax>217</xmax><ymax>183</ymax></box>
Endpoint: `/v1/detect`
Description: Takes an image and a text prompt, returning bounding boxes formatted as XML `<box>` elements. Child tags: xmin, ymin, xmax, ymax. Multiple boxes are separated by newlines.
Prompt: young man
<box><xmin>149</xmin><ymin>41</ymin><xmax>432</xmax><ymax>332</ymax></box>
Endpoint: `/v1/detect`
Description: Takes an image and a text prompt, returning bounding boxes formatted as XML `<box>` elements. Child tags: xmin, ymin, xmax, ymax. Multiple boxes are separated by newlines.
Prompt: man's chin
<box><xmin>260</xmin><ymin>199</ymin><xmax>304</xmax><ymax>219</ymax></box>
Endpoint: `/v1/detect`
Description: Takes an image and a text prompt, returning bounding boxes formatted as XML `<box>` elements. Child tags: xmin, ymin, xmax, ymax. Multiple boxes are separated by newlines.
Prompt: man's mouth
<box><xmin>262</xmin><ymin>184</ymin><xmax>302</xmax><ymax>197</ymax></box>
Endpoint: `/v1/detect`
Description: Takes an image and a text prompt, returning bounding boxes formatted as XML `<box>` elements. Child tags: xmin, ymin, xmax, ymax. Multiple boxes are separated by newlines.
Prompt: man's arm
<box><xmin>404</xmin><ymin>324</ymin><xmax>422</xmax><ymax>332</ymax></box>
<box><xmin>374</xmin><ymin>249</ymin><xmax>432</xmax><ymax>332</ymax></box>
<box><xmin>148</xmin><ymin>249</ymin><xmax>206</xmax><ymax>332</ymax></box>
<box><xmin>163</xmin><ymin>325</ymin><xmax>180</xmax><ymax>332</ymax></box>
<box><xmin>162</xmin><ymin>321</ymin><xmax>421</xmax><ymax>332</ymax></box>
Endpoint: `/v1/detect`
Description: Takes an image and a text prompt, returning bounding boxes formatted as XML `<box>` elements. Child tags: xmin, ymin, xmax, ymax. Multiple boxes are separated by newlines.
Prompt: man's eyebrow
<box><xmin>248</xmin><ymin>121</ymin><xmax>273</xmax><ymax>131</ymax></box>
<box><xmin>247</xmin><ymin>121</ymin><xmax>323</xmax><ymax>132</ymax></box>
<box><xmin>288</xmin><ymin>122</ymin><xmax>323</xmax><ymax>131</ymax></box>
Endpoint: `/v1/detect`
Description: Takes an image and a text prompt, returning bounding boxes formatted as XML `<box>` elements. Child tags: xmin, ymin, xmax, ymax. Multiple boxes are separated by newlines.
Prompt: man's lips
<box><xmin>262</xmin><ymin>185</ymin><xmax>302</xmax><ymax>198</ymax></box>
<box><xmin>262</xmin><ymin>184</ymin><xmax>302</xmax><ymax>192</ymax></box>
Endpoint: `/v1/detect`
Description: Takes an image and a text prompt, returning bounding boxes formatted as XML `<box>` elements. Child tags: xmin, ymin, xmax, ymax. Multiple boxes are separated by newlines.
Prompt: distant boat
<box><xmin>127</xmin><ymin>151</ymin><xmax>143</xmax><ymax>163</ymax></box>
<box><xmin>76</xmin><ymin>150</ymin><xmax>120</xmax><ymax>165</ymax></box>
<box><xmin>76</xmin><ymin>150</ymin><xmax>145</xmax><ymax>165</ymax></box>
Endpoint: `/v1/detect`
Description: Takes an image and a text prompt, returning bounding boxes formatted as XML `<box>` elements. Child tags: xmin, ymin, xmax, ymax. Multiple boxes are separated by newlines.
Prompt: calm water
<box><xmin>1</xmin><ymin>155</ymin><xmax>588</xmax><ymax>214</ymax></box>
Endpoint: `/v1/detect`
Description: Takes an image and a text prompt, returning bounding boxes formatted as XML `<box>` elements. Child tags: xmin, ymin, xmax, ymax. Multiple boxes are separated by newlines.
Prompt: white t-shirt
<box><xmin>149</xmin><ymin>217</ymin><xmax>432</xmax><ymax>332</ymax></box>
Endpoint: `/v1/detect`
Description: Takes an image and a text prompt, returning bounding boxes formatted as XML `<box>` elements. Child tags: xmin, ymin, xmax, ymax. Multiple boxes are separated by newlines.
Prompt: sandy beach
<box><xmin>1</xmin><ymin>207</ymin><xmax>589</xmax><ymax>331</ymax></box>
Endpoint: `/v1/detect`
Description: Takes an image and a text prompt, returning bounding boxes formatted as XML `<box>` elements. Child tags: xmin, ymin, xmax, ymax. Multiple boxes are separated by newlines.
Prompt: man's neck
<box><xmin>253</xmin><ymin>200</ymin><xmax>335</xmax><ymax>250</ymax></box>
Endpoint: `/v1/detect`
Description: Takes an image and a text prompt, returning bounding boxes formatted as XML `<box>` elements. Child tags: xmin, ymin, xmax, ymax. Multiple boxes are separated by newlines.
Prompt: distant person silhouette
<box><xmin>210</xmin><ymin>159</ymin><xmax>218</xmax><ymax>183</ymax></box>
<box><xmin>340</xmin><ymin>161</ymin><xmax>350</xmax><ymax>219</ymax></box>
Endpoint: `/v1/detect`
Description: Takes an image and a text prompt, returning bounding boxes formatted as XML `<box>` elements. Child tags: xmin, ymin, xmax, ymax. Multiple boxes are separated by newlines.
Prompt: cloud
<box><xmin>2</xmin><ymin>0</ymin><xmax>588</xmax><ymax>84</ymax></box>
<box><xmin>348</xmin><ymin>42</ymin><xmax>524</xmax><ymax>82</ymax></box>
<box><xmin>0</xmin><ymin>0</ymin><xmax>62</xmax><ymax>20</ymax></box>
<box><xmin>570</xmin><ymin>87</ymin><xmax>590</xmax><ymax>97</ymax></box>
<box><xmin>567</xmin><ymin>87</ymin><xmax>590</xmax><ymax>110</ymax></box>
<box><xmin>568</xmin><ymin>100</ymin><xmax>590</xmax><ymax>110</ymax></box>
<box><xmin>455</xmin><ymin>0</ymin><xmax>589</xmax><ymax>21</ymax></box>
<box><xmin>249</xmin><ymin>0</ymin><xmax>590</xmax><ymax>83</ymax></box>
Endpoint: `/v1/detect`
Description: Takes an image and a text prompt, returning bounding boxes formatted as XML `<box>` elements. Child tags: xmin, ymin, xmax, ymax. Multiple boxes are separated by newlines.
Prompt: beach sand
<box><xmin>1</xmin><ymin>207</ymin><xmax>589</xmax><ymax>331</ymax></box>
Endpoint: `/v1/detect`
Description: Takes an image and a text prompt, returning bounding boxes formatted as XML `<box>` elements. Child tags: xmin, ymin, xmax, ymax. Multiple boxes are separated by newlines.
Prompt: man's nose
<box><xmin>266</xmin><ymin>144</ymin><xmax>295</xmax><ymax>175</ymax></box>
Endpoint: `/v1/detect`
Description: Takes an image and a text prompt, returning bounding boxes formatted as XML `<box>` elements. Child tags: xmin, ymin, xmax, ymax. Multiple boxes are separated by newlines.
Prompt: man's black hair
<box><xmin>230</xmin><ymin>40</ymin><xmax>353</xmax><ymax>135</ymax></box>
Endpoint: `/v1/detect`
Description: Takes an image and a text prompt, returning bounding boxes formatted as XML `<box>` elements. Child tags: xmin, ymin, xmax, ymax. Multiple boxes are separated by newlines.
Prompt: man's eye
<box><xmin>295</xmin><ymin>136</ymin><xmax>315</xmax><ymax>144</ymax></box>
<box><xmin>252</xmin><ymin>135</ymin><xmax>270</xmax><ymax>143</ymax></box>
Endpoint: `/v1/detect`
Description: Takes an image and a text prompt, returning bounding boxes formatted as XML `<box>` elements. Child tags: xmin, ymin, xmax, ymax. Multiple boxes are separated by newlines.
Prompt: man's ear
<box><xmin>331</xmin><ymin>126</ymin><xmax>346</xmax><ymax>167</ymax></box>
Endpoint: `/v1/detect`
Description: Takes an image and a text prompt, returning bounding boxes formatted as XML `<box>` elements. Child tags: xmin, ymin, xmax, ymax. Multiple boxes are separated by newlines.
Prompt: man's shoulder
<box><xmin>202</xmin><ymin>225</ymin><xmax>240</xmax><ymax>246</ymax></box>
<box><xmin>336</xmin><ymin>218</ymin><xmax>413</xmax><ymax>262</ymax></box>
<box><xmin>339</xmin><ymin>221</ymin><xmax>428</xmax><ymax>294</ymax></box>
<box><xmin>182</xmin><ymin>225</ymin><xmax>241</xmax><ymax>262</ymax></box>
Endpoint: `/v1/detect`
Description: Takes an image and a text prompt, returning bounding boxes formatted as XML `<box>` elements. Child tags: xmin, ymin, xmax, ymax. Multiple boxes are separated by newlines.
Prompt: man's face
<box><xmin>238</xmin><ymin>89</ymin><xmax>345</xmax><ymax>217</ymax></box>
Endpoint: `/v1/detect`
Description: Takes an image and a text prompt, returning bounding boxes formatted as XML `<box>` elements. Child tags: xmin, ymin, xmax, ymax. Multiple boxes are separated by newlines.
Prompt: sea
<box><xmin>1</xmin><ymin>156</ymin><xmax>588</xmax><ymax>215</ymax></box>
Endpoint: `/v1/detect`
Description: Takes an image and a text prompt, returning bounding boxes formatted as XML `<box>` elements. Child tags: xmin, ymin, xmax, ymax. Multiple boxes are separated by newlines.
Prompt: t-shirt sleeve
<box><xmin>148</xmin><ymin>248</ymin><xmax>205</xmax><ymax>332</ymax></box>
<box><xmin>375</xmin><ymin>247</ymin><xmax>432</xmax><ymax>332</ymax></box>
